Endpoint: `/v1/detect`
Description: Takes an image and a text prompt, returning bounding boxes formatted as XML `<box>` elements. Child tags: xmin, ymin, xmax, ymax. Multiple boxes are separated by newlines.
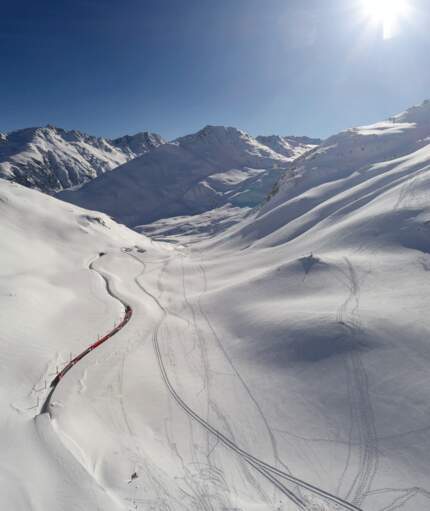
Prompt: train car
<box><xmin>50</xmin><ymin>304</ymin><xmax>133</xmax><ymax>389</ymax></box>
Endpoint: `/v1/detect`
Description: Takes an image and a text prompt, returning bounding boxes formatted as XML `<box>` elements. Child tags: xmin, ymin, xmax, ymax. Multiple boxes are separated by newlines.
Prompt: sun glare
<box><xmin>361</xmin><ymin>0</ymin><xmax>410</xmax><ymax>39</ymax></box>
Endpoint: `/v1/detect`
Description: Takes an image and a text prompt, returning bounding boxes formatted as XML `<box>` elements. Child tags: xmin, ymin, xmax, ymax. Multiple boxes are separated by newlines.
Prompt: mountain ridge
<box><xmin>0</xmin><ymin>125</ymin><xmax>166</xmax><ymax>193</ymax></box>
<box><xmin>57</xmin><ymin>124</ymin><xmax>318</xmax><ymax>226</ymax></box>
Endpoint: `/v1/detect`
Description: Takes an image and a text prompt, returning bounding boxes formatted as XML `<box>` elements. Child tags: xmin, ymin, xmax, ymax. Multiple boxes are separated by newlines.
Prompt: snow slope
<box><xmin>256</xmin><ymin>135</ymin><xmax>320</xmax><ymax>160</ymax></box>
<box><xmin>187</xmin><ymin>100</ymin><xmax>430</xmax><ymax>510</ymax></box>
<box><xmin>257</xmin><ymin>99</ymin><xmax>430</xmax><ymax>225</ymax></box>
<box><xmin>57</xmin><ymin>125</ymin><xmax>295</xmax><ymax>225</ymax></box>
<box><xmin>0</xmin><ymin>180</ymin><xmax>156</xmax><ymax>511</ymax></box>
<box><xmin>137</xmin><ymin>204</ymin><xmax>252</xmax><ymax>241</ymax></box>
<box><xmin>0</xmin><ymin>126</ymin><xmax>165</xmax><ymax>193</ymax></box>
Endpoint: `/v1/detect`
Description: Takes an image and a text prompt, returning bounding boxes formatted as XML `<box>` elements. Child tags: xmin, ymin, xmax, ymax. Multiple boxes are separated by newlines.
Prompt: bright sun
<box><xmin>361</xmin><ymin>0</ymin><xmax>410</xmax><ymax>39</ymax></box>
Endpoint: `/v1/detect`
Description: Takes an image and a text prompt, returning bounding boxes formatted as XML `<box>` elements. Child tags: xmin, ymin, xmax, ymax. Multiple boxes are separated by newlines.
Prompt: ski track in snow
<box><xmin>180</xmin><ymin>252</ymin><xmax>275</xmax><ymax>507</ymax></box>
<box><xmin>192</xmin><ymin>248</ymin><xmax>303</xmax><ymax>496</ymax></box>
<box><xmin>365</xmin><ymin>487</ymin><xmax>430</xmax><ymax>511</ymax></box>
<box><xmin>130</xmin><ymin>251</ymin><xmax>307</xmax><ymax>509</ymax></box>
<box><xmin>332</xmin><ymin>254</ymin><xmax>430</xmax><ymax>511</ymax></box>
<box><xmin>334</xmin><ymin>258</ymin><xmax>379</xmax><ymax>508</ymax></box>
<box><xmin>127</xmin><ymin>249</ymin><xmax>363</xmax><ymax>511</ymax></box>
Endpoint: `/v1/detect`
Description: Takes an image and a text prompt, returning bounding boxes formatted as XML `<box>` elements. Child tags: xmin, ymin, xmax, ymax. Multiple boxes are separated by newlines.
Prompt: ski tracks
<box><xmin>193</xmin><ymin>252</ymin><xmax>302</xmax><ymax>491</ymax></box>
<box><xmin>365</xmin><ymin>487</ymin><xmax>430</xmax><ymax>511</ymax></box>
<box><xmin>335</xmin><ymin>257</ymin><xmax>379</xmax><ymax>508</ymax></box>
<box><xmin>130</xmin><ymin>247</ymin><xmax>363</xmax><ymax>511</ymax></box>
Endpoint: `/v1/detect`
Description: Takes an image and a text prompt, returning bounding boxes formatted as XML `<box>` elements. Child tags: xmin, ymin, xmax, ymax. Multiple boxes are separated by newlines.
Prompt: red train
<box><xmin>50</xmin><ymin>304</ymin><xmax>133</xmax><ymax>388</ymax></box>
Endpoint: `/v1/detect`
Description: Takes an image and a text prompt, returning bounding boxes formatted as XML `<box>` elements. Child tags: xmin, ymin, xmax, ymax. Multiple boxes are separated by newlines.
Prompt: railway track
<box><xmin>40</xmin><ymin>255</ymin><xmax>133</xmax><ymax>414</ymax></box>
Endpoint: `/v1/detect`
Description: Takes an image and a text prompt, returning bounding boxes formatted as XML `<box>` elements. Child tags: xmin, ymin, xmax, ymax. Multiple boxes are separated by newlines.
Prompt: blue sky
<box><xmin>1</xmin><ymin>0</ymin><xmax>430</xmax><ymax>140</ymax></box>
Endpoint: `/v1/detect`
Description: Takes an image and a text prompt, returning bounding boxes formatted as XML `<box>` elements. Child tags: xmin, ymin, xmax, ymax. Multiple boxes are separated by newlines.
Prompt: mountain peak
<box><xmin>394</xmin><ymin>98</ymin><xmax>430</xmax><ymax>124</ymax></box>
<box><xmin>112</xmin><ymin>131</ymin><xmax>165</xmax><ymax>155</ymax></box>
<box><xmin>174</xmin><ymin>125</ymin><xmax>288</xmax><ymax>166</ymax></box>
<box><xmin>0</xmin><ymin>125</ymin><xmax>165</xmax><ymax>194</ymax></box>
<box><xmin>181</xmin><ymin>125</ymin><xmax>248</xmax><ymax>143</ymax></box>
<box><xmin>45</xmin><ymin>124</ymin><xmax>62</xmax><ymax>131</ymax></box>
<box><xmin>200</xmin><ymin>124</ymin><xmax>244</xmax><ymax>134</ymax></box>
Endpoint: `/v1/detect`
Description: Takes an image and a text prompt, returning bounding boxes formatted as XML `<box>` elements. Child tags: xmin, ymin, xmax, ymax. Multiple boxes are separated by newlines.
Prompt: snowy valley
<box><xmin>1</xmin><ymin>100</ymin><xmax>430</xmax><ymax>511</ymax></box>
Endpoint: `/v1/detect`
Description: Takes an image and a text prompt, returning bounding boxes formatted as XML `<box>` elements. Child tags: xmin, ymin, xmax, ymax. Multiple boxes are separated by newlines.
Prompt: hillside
<box><xmin>229</xmin><ymin>99</ymin><xmax>430</xmax><ymax>245</ymax></box>
<box><xmin>0</xmin><ymin>179</ymin><xmax>152</xmax><ymax>511</ymax></box>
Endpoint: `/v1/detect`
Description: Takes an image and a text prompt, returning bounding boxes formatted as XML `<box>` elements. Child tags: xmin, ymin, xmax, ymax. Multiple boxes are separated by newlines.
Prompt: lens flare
<box><xmin>361</xmin><ymin>0</ymin><xmax>410</xmax><ymax>39</ymax></box>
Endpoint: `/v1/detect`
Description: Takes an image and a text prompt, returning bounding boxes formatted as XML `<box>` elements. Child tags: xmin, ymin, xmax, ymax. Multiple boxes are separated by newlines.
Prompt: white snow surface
<box><xmin>252</xmin><ymin>100</ymin><xmax>430</xmax><ymax>226</ymax></box>
<box><xmin>2</xmin><ymin>101</ymin><xmax>430</xmax><ymax>511</ymax></box>
<box><xmin>137</xmin><ymin>204</ymin><xmax>252</xmax><ymax>241</ymax></box>
<box><xmin>256</xmin><ymin>135</ymin><xmax>320</xmax><ymax>160</ymax></box>
<box><xmin>57</xmin><ymin>125</ymin><xmax>299</xmax><ymax>225</ymax></box>
<box><xmin>0</xmin><ymin>126</ymin><xmax>165</xmax><ymax>193</ymax></box>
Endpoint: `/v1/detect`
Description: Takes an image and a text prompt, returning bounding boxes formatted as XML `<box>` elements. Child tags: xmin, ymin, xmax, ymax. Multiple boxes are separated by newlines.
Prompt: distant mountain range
<box><xmin>57</xmin><ymin>126</ymin><xmax>318</xmax><ymax>225</ymax></box>
<box><xmin>0</xmin><ymin>122</ymin><xmax>319</xmax><ymax>224</ymax></box>
<box><xmin>0</xmin><ymin>126</ymin><xmax>165</xmax><ymax>193</ymax></box>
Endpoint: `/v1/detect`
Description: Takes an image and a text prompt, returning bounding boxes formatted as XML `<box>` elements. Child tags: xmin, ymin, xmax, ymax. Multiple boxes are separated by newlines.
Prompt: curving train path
<box><xmin>40</xmin><ymin>254</ymin><xmax>133</xmax><ymax>415</ymax></box>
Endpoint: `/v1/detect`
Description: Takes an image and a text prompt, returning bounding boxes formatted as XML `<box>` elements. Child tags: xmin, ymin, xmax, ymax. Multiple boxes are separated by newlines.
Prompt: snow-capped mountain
<box><xmin>256</xmin><ymin>134</ymin><xmax>320</xmax><ymax>159</ymax></box>
<box><xmin>111</xmin><ymin>131</ymin><xmax>165</xmax><ymax>158</ymax></box>
<box><xmin>58</xmin><ymin>125</ymin><xmax>302</xmax><ymax>226</ymax></box>
<box><xmin>0</xmin><ymin>126</ymin><xmax>165</xmax><ymax>193</ymax></box>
